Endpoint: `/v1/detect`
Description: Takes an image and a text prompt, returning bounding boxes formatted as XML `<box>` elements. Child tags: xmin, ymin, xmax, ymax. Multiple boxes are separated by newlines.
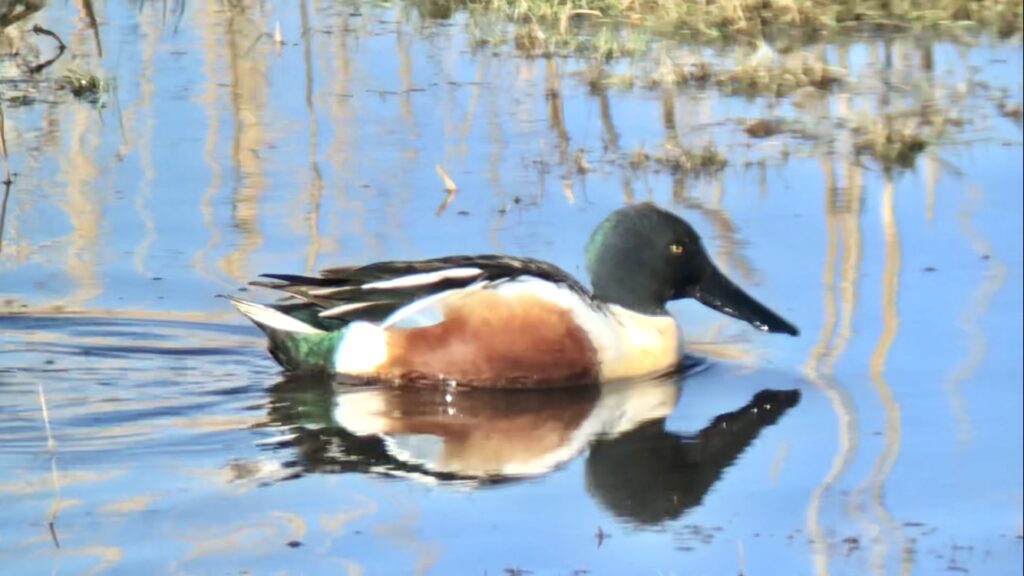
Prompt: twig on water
<box><xmin>434</xmin><ymin>164</ymin><xmax>458</xmax><ymax>216</ymax></box>
<box><xmin>0</xmin><ymin>98</ymin><xmax>10</xmax><ymax>184</ymax></box>
<box><xmin>435</xmin><ymin>163</ymin><xmax>458</xmax><ymax>193</ymax></box>
<box><xmin>27</xmin><ymin>25</ymin><xmax>67</xmax><ymax>75</ymax></box>
<box><xmin>37</xmin><ymin>383</ymin><xmax>62</xmax><ymax>548</ymax></box>
<box><xmin>0</xmin><ymin>181</ymin><xmax>11</xmax><ymax>256</ymax></box>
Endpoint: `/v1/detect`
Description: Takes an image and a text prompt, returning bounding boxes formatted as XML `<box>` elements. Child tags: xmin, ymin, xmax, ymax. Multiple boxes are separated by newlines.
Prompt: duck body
<box><xmin>231</xmin><ymin>256</ymin><xmax>679</xmax><ymax>387</ymax></box>
<box><xmin>231</xmin><ymin>204</ymin><xmax>798</xmax><ymax>388</ymax></box>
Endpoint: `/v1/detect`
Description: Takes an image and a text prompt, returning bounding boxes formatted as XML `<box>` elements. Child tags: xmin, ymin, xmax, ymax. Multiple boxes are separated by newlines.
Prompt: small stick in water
<box><xmin>38</xmin><ymin>383</ymin><xmax>61</xmax><ymax>548</ymax></box>
<box><xmin>28</xmin><ymin>25</ymin><xmax>68</xmax><ymax>75</ymax></box>
<box><xmin>435</xmin><ymin>164</ymin><xmax>457</xmax><ymax>193</ymax></box>
<box><xmin>434</xmin><ymin>164</ymin><xmax>458</xmax><ymax>216</ymax></box>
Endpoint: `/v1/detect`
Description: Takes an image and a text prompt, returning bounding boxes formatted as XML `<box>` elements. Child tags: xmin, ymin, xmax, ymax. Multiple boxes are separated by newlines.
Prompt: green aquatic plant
<box><xmin>57</xmin><ymin>69</ymin><xmax>109</xmax><ymax>103</ymax></box>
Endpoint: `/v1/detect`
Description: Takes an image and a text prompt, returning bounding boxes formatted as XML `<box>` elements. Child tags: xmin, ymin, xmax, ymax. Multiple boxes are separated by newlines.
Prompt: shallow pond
<box><xmin>1</xmin><ymin>1</ymin><xmax>1022</xmax><ymax>575</ymax></box>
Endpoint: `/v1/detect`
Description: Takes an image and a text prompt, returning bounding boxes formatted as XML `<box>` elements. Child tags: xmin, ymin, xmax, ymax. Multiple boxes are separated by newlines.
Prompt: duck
<box><xmin>229</xmin><ymin>202</ymin><xmax>798</xmax><ymax>388</ymax></box>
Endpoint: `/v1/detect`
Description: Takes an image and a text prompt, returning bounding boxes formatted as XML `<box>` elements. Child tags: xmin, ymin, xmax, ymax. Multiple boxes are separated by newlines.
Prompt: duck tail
<box><xmin>228</xmin><ymin>296</ymin><xmax>343</xmax><ymax>372</ymax></box>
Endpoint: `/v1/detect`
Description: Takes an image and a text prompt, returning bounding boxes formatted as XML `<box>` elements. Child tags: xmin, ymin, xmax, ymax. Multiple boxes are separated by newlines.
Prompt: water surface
<box><xmin>1</xmin><ymin>2</ymin><xmax>1021</xmax><ymax>574</ymax></box>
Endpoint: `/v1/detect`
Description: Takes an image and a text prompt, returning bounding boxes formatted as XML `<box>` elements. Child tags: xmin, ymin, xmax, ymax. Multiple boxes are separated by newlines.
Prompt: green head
<box><xmin>585</xmin><ymin>203</ymin><xmax>798</xmax><ymax>336</ymax></box>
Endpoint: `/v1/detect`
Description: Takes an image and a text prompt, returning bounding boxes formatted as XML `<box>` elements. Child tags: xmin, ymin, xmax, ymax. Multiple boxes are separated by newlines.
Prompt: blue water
<box><xmin>0</xmin><ymin>2</ymin><xmax>1021</xmax><ymax>574</ymax></box>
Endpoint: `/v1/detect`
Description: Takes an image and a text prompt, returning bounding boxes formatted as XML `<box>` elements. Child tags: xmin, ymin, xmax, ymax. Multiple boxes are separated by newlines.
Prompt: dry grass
<box><xmin>626</xmin><ymin>142</ymin><xmax>727</xmax><ymax>175</ymax></box>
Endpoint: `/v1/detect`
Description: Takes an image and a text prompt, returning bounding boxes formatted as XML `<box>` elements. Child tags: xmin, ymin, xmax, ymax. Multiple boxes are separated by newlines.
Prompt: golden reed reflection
<box><xmin>323</xmin><ymin>4</ymin><xmax>364</xmax><ymax>260</ymax></box>
<box><xmin>61</xmin><ymin>545</ymin><xmax>122</xmax><ymax>576</ymax></box>
<box><xmin>319</xmin><ymin>494</ymin><xmax>378</xmax><ymax>575</ymax></box>
<box><xmin>946</xmin><ymin>185</ymin><xmax>1006</xmax><ymax>444</ymax></box>
<box><xmin>923</xmin><ymin>151</ymin><xmax>938</xmax><ymax>222</ymax></box>
<box><xmin>396</xmin><ymin>25</ymin><xmax>416</xmax><ymax>137</ymax></box>
<box><xmin>371</xmin><ymin>489</ymin><xmax>439</xmax><ymax>576</ymax></box>
<box><xmin>593</xmin><ymin>88</ymin><xmax>637</xmax><ymax>203</ymax></box>
<box><xmin>60</xmin><ymin>98</ymin><xmax>102</xmax><ymax>308</ymax></box>
<box><xmin>803</xmin><ymin>144</ymin><xmax>862</xmax><ymax>576</ymax></box>
<box><xmin>174</xmin><ymin>510</ymin><xmax>308</xmax><ymax>569</ymax></box>
<box><xmin>301</xmin><ymin>0</ymin><xmax>324</xmax><ymax>273</ymax></box>
<box><xmin>131</xmin><ymin>9</ymin><xmax>159</xmax><ymax>281</ymax></box>
<box><xmin>192</xmin><ymin>22</ymin><xmax>226</xmax><ymax>288</ymax></box>
<box><xmin>545</xmin><ymin>57</ymin><xmax>569</xmax><ymax>169</ymax></box>
<box><xmin>215</xmin><ymin>1</ymin><xmax>270</xmax><ymax>283</ymax></box>
<box><xmin>53</xmin><ymin>8</ymin><xmax>106</xmax><ymax>310</ymax></box>
<box><xmin>485</xmin><ymin>55</ymin><xmax>508</xmax><ymax>250</ymax></box>
<box><xmin>858</xmin><ymin>169</ymin><xmax>910</xmax><ymax>576</ymax></box>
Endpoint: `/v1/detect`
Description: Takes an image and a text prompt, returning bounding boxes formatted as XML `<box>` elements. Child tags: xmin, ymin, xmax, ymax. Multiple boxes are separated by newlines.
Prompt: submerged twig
<box><xmin>435</xmin><ymin>191</ymin><xmax>456</xmax><ymax>216</ymax></box>
<box><xmin>0</xmin><ymin>99</ymin><xmax>10</xmax><ymax>184</ymax></box>
<box><xmin>37</xmin><ymin>383</ymin><xmax>61</xmax><ymax>549</ymax></box>
<box><xmin>28</xmin><ymin>25</ymin><xmax>67</xmax><ymax>74</ymax></box>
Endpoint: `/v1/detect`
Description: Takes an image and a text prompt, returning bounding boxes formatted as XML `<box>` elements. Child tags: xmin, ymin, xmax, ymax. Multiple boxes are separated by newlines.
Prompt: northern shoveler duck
<box><xmin>230</xmin><ymin>203</ymin><xmax>798</xmax><ymax>388</ymax></box>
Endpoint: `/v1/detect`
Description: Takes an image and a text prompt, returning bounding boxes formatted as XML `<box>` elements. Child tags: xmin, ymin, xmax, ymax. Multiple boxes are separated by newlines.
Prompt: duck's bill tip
<box><xmin>691</xmin><ymin>267</ymin><xmax>799</xmax><ymax>338</ymax></box>
<box><xmin>756</xmin><ymin>319</ymin><xmax>799</xmax><ymax>337</ymax></box>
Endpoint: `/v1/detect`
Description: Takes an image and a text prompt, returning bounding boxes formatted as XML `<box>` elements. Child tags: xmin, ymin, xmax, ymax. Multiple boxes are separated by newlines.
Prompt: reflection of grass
<box><xmin>483</xmin><ymin>17</ymin><xmax>649</xmax><ymax>57</ymax></box>
<box><xmin>744</xmin><ymin>118</ymin><xmax>785</xmax><ymax>138</ymax></box>
<box><xmin>850</xmin><ymin>107</ymin><xmax>954</xmax><ymax>169</ymax></box>
<box><xmin>997</xmin><ymin>99</ymin><xmax>1023</xmax><ymax>125</ymax></box>
<box><xmin>582</xmin><ymin>49</ymin><xmax>844</xmax><ymax>97</ymax></box>
<box><xmin>627</xmin><ymin>142</ymin><xmax>726</xmax><ymax>175</ymax></box>
<box><xmin>718</xmin><ymin>53</ymin><xmax>845</xmax><ymax>97</ymax></box>
<box><xmin>415</xmin><ymin>0</ymin><xmax>1023</xmax><ymax>56</ymax></box>
<box><xmin>855</xmin><ymin>122</ymin><xmax>928</xmax><ymax>169</ymax></box>
<box><xmin>561</xmin><ymin>39</ymin><xmax>1009</xmax><ymax>175</ymax></box>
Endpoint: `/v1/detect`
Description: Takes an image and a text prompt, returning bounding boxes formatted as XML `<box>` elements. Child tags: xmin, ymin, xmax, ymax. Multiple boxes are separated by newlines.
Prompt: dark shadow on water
<box><xmin>263</xmin><ymin>360</ymin><xmax>801</xmax><ymax>524</ymax></box>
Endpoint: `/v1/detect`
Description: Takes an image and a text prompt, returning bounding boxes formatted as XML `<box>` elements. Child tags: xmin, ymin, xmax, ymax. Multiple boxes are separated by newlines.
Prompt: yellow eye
<box><xmin>669</xmin><ymin>243</ymin><xmax>685</xmax><ymax>255</ymax></box>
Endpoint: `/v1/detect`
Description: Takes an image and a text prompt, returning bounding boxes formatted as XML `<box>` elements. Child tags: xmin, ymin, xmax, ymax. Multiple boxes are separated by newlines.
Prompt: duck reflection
<box><xmin>264</xmin><ymin>370</ymin><xmax>800</xmax><ymax>519</ymax></box>
<box><xmin>585</xmin><ymin>388</ymin><xmax>800</xmax><ymax>524</ymax></box>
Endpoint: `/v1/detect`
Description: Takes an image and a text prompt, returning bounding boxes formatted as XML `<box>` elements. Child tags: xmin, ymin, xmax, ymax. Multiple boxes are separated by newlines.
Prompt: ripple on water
<box><xmin>0</xmin><ymin>315</ymin><xmax>273</xmax><ymax>462</ymax></box>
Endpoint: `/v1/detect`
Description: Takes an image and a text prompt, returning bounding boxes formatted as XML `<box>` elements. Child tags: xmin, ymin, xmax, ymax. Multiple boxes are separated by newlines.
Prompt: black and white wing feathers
<box><xmin>251</xmin><ymin>255</ymin><xmax>593</xmax><ymax>324</ymax></box>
